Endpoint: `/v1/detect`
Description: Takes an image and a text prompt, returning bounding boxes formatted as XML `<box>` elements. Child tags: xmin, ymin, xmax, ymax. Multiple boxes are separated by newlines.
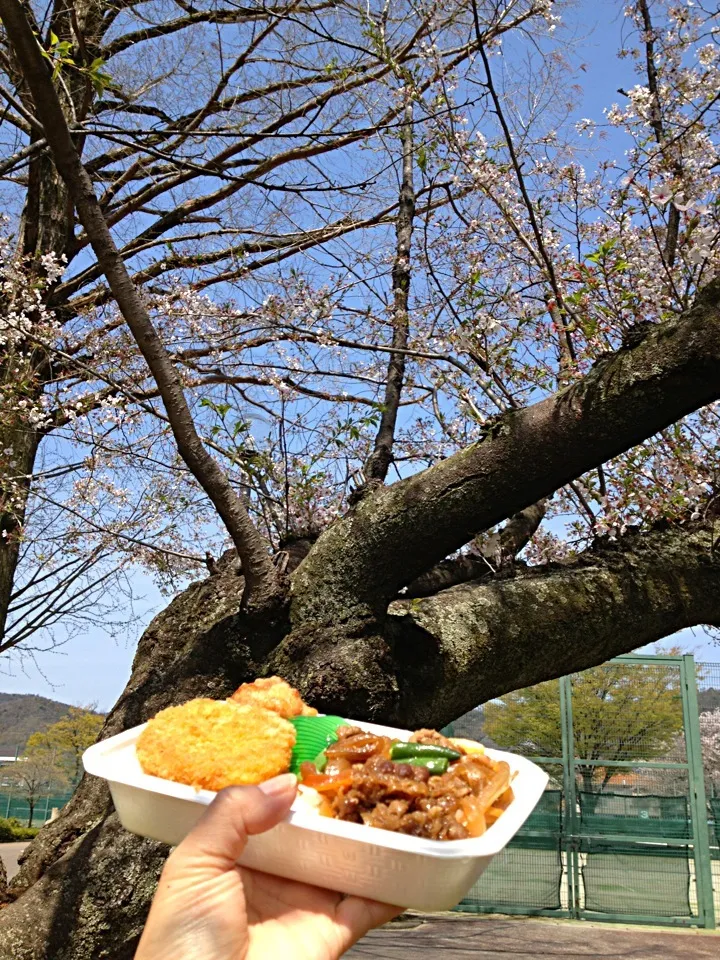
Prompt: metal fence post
<box><xmin>559</xmin><ymin>674</ymin><xmax>579</xmax><ymax>918</ymax></box>
<box><xmin>3</xmin><ymin>744</ymin><xmax>20</xmax><ymax>818</ymax></box>
<box><xmin>681</xmin><ymin>654</ymin><xmax>716</xmax><ymax>929</ymax></box>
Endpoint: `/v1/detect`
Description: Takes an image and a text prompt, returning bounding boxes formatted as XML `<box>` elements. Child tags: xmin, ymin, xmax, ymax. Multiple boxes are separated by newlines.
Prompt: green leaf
<box><xmin>417</xmin><ymin>145</ymin><xmax>427</xmax><ymax>173</ymax></box>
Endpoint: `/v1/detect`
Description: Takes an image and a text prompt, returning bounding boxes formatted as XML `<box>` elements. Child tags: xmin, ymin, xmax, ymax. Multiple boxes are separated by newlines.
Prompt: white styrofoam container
<box><xmin>83</xmin><ymin>718</ymin><xmax>548</xmax><ymax>911</ymax></box>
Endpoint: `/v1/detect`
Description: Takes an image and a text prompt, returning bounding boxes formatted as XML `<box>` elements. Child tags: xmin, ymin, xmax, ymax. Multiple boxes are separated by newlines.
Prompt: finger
<box><xmin>336</xmin><ymin>896</ymin><xmax>404</xmax><ymax>947</ymax></box>
<box><xmin>171</xmin><ymin>773</ymin><xmax>297</xmax><ymax>870</ymax></box>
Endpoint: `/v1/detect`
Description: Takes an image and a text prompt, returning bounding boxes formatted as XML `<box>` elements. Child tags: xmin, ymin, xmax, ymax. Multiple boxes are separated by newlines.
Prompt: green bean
<box><xmin>405</xmin><ymin>757</ymin><xmax>449</xmax><ymax>775</ymax></box>
<box><xmin>390</xmin><ymin>741</ymin><xmax>461</xmax><ymax>762</ymax></box>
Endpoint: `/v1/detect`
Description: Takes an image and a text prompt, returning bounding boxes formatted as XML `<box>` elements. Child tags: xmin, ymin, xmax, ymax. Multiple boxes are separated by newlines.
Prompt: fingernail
<box><xmin>259</xmin><ymin>773</ymin><xmax>297</xmax><ymax>797</ymax></box>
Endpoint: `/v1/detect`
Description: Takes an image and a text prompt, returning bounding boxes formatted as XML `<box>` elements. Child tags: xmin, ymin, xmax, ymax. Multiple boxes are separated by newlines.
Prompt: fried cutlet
<box><xmin>230</xmin><ymin>676</ymin><xmax>318</xmax><ymax>718</ymax></box>
<box><xmin>136</xmin><ymin>698</ymin><xmax>296</xmax><ymax>790</ymax></box>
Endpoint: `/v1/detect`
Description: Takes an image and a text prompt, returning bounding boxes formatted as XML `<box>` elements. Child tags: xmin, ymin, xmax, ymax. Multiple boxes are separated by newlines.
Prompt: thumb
<box><xmin>171</xmin><ymin>773</ymin><xmax>297</xmax><ymax>870</ymax></box>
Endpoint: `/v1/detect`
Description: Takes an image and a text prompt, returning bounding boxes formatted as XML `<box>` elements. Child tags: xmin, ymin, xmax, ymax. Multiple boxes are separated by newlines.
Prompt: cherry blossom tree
<box><xmin>0</xmin><ymin>0</ymin><xmax>718</xmax><ymax>956</ymax></box>
<box><xmin>1</xmin><ymin>0</ymin><xmax>546</xmax><ymax>661</ymax></box>
<box><xmin>700</xmin><ymin>710</ymin><xmax>720</xmax><ymax>795</ymax></box>
<box><xmin>660</xmin><ymin>707</ymin><xmax>720</xmax><ymax>796</ymax></box>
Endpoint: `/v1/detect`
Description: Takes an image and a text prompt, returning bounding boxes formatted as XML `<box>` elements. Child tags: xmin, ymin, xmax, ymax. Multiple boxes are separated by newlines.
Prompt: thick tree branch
<box><xmin>291</xmin><ymin>279</ymin><xmax>720</xmax><ymax>623</ymax></box>
<box><xmin>476</xmin><ymin>499</ymin><xmax>548</xmax><ymax>567</ymax></box>
<box><xmin>404</xmin><ymin>500</ymin><xmax>547</xmax><ymax>598</ymax></box>
<box><xmin>0</xmin><ymin>0</ymin><xmax>278</xmax><ymax>606</ymax></box>
<box><xmin>389</xmin><ymin>519</ymin><xmax>720</xmax><ymax>727</ymax></box>
<box><xmin>403</xmin><ymin>552</ymin><xmax>491</xmax><ymax>599</ymax></box>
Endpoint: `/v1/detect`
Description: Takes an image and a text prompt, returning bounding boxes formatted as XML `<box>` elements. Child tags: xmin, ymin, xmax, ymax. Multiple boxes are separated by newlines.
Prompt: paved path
<box><xmin>2</xmin><ymin>858</ymin><xmax>719</xmax><ymax>956</ymax></box>
<box><xmin>347</xmin><ymin>914</ymin><xmax>720</xmax><ymax>959</ymax></box>
<box><xmin>0</xmin><ymin>842</ymin><xmax>28</xmax><ymax>882</ymax></box>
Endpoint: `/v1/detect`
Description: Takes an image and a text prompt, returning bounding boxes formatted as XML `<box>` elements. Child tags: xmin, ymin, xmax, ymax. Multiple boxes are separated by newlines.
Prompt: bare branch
<box><xmin>0</xmin><ymin>0</ymin><xmax>279</xmax><ymax>606</ymax></box>
<box><xmin>365</xmin><ymin>96</ymin><xmax>415</xmax><ymax>484</ymax></box>
<box><xmin>471</xmin><ymin>0</ymin><xmax>577</xmax><ymax>363</ymax></box>
<box><xmin>637</xmin><ymin>0</ymin><xmax>681</xmax><ymax>269</ymax></box>
<box><xmin>101</xmin><ymin>2</ymin><xmax>333</xmax><ymax>58</ymax></box>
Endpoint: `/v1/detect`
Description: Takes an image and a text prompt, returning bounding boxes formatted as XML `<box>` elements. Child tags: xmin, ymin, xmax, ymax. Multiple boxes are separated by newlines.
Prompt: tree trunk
<box><xmin>1</xmin><ymin>562</ymin><xmax>257</xmax><ymax>959</ymax></box>
<box><xmin>0</xmin><ymin>6</ymin><xmax>74</xmax><ymax>649</ymax></box>
<box><xmin>1</xmin><ymin>518</ymin><xmax>718</xmax><ymax>958</ymax></box>
<box><xmin>0</xmin><ymin>349</ymin><xmax>42</xmax><ymax>648</ymax></box>
<box><xmin>578</xmin><ymin>768</ymin><xmax>598</xmax><ymax>816</ymax></box>
<box><xmin>579</xmin><ymin>768</ymin><xmax>594</xmax><ymax>797</ymax></box>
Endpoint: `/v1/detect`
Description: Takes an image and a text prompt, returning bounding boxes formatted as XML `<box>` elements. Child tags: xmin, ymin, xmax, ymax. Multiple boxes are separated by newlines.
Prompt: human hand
<box><xmin>134</xmin><ymin>774</ymin><xmax>402</xmax><ymax>960</ymax></box>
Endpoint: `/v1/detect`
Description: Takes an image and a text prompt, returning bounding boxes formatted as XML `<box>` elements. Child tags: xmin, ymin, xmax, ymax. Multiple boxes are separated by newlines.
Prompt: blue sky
<box><xmin>0</xmin><ymin>2</ymin><xmax>717</xmax><ymax>712</ymax></box>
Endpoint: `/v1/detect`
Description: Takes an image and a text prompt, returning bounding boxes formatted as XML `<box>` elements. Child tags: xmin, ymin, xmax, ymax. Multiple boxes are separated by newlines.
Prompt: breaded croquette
<box><xmin>136</xmin><ymin>698</ymin><xmax>296</xmax><ymax>790</ymax></box>
<box><xmin>230</xmin><ymin>676</ymin><xmax>318</xmax><ymax>718</ymax></box>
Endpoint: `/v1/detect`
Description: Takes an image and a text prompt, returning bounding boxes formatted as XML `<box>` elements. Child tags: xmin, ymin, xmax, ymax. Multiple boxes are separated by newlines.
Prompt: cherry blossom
<box><xmin>0</xmin><ymin>0</ymin><xmax>718</xmax><ymax>656</ymax></box>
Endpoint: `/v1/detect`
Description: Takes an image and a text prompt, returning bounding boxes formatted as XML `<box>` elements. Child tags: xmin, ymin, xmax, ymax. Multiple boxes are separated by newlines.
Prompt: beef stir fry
<box><xmin>299</xmin><ymin>726</ymin><xmax>513</xmax><ymax>840</ymax></box>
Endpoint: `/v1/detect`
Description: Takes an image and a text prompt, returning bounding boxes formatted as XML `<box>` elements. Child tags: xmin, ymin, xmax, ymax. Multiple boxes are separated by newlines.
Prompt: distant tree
<box><xmin>25</xmin><ymin>707</ymin><xmax>104</xmax><ymax>784</ymax></box>
<box><xmin>484</xmin><ymin>658</ymin><xmax>685</xmax><ymax>795</ymax></box>
<box><xmin>4</xmin><ymin>746</ymin><xmax>68</xmax><ymax>827</ymax></box>
<box><xmin>698</xmin><ymin>689</ymin><xmax>720</xmax><ymax>714</ymax></box>
<box><xmin>699</xmin><ymin>711</ymin><xmax>720</xmax><ymax>797</ymax></box>
<box><xmin>664</xmin><ymin>708</ymin><xmax>720</xmax><ymax>797</ymax></box>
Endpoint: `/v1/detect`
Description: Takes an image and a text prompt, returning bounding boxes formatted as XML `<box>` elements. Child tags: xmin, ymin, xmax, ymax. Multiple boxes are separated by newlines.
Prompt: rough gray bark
<box><xmin>386</xmin><ymin>521</ymin><xmax>720</xmax><ymax>726</ymax></box>
<box><xmin>0</xmin><ymin>852</ymin><xmax>7</xmax><ymax>904</ymax></box>
<box><xmin>1</xmin><ymin>516</ymin><xmax>718</xmax><ymax>959</ymax></box>
<box><xmin>478</xmin><ymin>501</ymin><xmax>548</xmax><ymax>568</ymax></box>
<box><xmin>0</xmin><ymin>0</ymin><xmax>280</xmax><ymax>607</ymax></box>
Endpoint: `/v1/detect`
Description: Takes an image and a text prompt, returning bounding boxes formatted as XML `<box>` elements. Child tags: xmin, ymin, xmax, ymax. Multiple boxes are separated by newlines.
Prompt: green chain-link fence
<box><xmin>453</xmin><ymin>654</ymin><xmax>719</xmax><ymax>929</ymax></box>
<box><xmin>0</xmin><ymin>789</ymin><xmax>75</xmax><ymax>827</ymax></box>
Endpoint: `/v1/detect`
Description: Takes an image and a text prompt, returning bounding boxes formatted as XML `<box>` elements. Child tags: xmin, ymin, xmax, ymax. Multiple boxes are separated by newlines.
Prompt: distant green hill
<box><xmin>0</xmin><ymin>693</ymin><xmax>104</xmax><ymax>755</ymax></box>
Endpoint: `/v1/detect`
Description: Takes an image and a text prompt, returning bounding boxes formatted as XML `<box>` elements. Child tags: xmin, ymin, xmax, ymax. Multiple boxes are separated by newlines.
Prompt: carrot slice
<box><xmin>300</xmin><ymin>771</ymin><xmax>353</xmax><ymax>793</ymax></box>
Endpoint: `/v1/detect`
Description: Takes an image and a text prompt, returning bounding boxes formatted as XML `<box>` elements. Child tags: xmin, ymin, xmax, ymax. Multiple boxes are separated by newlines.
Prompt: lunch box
<box><xmin>83</xmin><ymin>717</ymin><xmax>548</xmax><ymax>911</ymax></box>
